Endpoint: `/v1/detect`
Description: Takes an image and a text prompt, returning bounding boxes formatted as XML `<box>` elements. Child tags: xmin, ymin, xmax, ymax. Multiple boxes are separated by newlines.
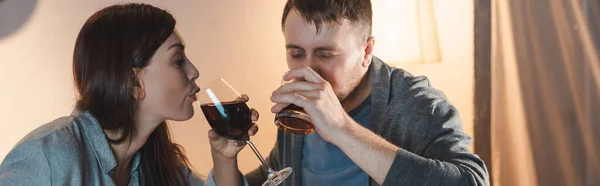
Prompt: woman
<box><xmin>0</xmin><ymin>3</ymin><xmax>256</xmax><ymax>186</ymax></box>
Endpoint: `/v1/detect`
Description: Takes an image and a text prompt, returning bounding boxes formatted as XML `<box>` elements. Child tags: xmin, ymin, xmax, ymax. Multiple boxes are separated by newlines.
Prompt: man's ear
<box><xmin>362</xmin><ymin>36</ymin><xmax>375</xmax><ymax>67</ymax></box>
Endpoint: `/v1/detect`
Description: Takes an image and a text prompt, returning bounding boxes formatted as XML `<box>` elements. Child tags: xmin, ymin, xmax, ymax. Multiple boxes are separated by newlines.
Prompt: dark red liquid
<box><xmin>201</xmin><ymin>101</ymin><xmax>252</xmax><ymax>140</ymax></box>
<box><xmin>275</xmin><ymin>104</ymin><xmax>314</xmax><ymax>134</ymax></box>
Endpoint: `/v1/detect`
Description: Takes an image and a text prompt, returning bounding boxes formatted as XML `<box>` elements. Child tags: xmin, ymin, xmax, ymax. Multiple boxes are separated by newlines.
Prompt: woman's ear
<box><xmin>132</xmin><ymin>68</ymin><xmax>146</xmax><ymax>100</ymax></box>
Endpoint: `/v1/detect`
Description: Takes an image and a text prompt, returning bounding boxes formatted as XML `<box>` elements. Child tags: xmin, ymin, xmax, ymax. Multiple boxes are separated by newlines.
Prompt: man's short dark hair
<box><xmin>282</xmin><ymin>0</ymin><xmax>372</xmax><ymax>38</ymax></box>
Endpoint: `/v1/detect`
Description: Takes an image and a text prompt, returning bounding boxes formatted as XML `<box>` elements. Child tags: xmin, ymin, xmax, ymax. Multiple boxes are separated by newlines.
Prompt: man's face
<box><xmin>283</xmin><ymin>10</ymin><xmax>371</xmax><ymax>102</ymax></box>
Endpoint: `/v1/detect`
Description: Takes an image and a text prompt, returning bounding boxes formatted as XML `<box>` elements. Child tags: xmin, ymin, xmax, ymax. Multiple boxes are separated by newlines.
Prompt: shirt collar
<box><xmin>73</xmin><ymin>110</ymin><xmax>118</xmax><ymax>174</ymax></box>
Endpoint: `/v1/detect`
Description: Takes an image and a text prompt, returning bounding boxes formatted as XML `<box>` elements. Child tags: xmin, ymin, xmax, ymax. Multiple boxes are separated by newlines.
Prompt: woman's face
<box><xmin>136</xmin><ymin>29</ymin><xmax>200</xmax><ymax>122</ymax></box>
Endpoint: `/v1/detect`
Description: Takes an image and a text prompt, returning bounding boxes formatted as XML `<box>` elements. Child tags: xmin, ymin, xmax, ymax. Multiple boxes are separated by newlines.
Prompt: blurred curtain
<box><xmin>491</xmin><ymin>0</ymin><xmax>600</xmax><ymax>185</ymax></box>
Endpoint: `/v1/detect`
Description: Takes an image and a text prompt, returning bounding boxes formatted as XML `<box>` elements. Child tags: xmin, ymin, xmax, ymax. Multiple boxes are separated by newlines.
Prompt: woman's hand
<box><xmin>209</xmin><ymin>94</ymin><xmax>258</xmax><ymax>186</ymax></box>
<box><xmin>208</xmin><ymin>94</ymin><xmax>259</xmax><ymax>161</ymax></box>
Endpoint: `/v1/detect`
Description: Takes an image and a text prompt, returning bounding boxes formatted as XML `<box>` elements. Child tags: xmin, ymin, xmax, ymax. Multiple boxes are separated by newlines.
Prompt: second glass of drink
<box><xmin>274</xmin><ymin>73</ymin><xmax>315</xmax><ymax>135</ymax></box>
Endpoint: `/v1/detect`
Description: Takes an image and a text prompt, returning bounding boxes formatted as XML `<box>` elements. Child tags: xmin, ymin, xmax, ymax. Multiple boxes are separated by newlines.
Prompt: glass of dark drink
<box><xmin>198</xmin><ymin>78</ymin><xmax>292</xmax><ymax>186</ymax></box>
<box><xmin>274</xmin><ymin>74</ymin><xmax>315</xmax><ymax>135</ymax></box>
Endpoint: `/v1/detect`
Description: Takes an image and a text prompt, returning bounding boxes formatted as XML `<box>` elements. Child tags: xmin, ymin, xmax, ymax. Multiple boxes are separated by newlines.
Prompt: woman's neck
<box><xmin>105</xmin><ymin>113</ymin><xmax>163</xmax><ymax>184</ymax></box>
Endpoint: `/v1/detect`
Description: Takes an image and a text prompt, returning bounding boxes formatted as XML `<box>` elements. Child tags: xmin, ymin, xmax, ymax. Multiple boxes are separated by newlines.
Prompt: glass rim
<box><xmin>199</xmin><ymin>78</ymin><xmax>242</xmax><ymax>96</ymax></box>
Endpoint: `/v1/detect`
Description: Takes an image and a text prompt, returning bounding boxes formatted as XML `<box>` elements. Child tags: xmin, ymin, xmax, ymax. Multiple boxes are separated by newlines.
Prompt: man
<box><xmin>247</xmin><ymin>0</ymin><xmax>489</xmax><ymax>185</ymax></box>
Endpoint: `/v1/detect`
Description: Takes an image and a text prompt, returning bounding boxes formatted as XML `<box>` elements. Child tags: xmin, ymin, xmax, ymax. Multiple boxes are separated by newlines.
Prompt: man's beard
<box><xmin>335</xmin><ymin>63</ymin><xmax>364</xmax><ymax>103</ymax></box>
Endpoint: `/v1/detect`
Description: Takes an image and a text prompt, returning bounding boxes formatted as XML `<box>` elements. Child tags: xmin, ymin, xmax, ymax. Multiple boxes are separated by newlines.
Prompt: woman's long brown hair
<box><xmin>73</xmin><ymin>3</ymin><xmax>192</xmax><ymax>185</ymax></box>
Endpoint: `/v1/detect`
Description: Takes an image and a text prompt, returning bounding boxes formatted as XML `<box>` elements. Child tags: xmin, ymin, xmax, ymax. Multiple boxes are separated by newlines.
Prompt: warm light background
<box><xmin>0</xmin><ymin>0</ymin><xmax>474</xmax><ymax>176</ymax></box>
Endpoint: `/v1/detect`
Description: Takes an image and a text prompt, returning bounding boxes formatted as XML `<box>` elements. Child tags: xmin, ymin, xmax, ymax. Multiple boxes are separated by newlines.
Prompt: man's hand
<box><xmin>270</xmin><ymin>67</ymin><xmax>352</xmax><ymax>143</ymax></box>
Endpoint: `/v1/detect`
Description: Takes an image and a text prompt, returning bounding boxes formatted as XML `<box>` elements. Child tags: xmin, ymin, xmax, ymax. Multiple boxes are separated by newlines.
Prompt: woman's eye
<box><xmin>175</xmin><ymin>54</ymin><xmax>185</xmax><ymax>67</ymax></box>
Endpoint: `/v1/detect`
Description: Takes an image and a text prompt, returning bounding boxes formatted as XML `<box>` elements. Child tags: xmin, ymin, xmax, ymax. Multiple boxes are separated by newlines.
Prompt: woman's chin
<box><xmin>169</xmin><ymin>109</ymin><xmax>194</xmax><ymax>122</ymax></box>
